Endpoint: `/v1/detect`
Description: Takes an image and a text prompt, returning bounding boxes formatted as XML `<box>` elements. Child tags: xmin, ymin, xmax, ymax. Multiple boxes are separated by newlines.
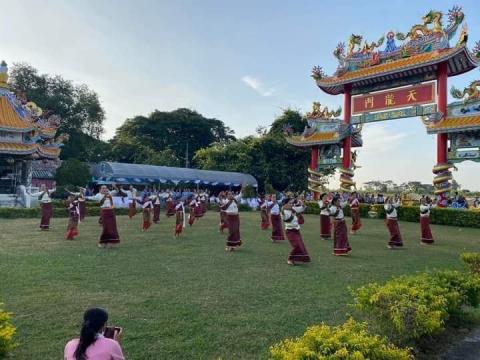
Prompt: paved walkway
<box><xmin>442</xmin><ymin>328</ymin><xmax>480</xmax><ymax>359</ymax></box>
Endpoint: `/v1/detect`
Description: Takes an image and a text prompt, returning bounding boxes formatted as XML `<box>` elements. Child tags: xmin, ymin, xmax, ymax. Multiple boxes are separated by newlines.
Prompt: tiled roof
<box><xmin>0</xmin><ymin>97</ymin><xmax>31</xmax><ymax>131</ymax></box>
<box><xmin>0</xmin><ymin>142</ymin><xmax>61</xmax><ymax>158</ymax></box>
<box><xmin>426</xmin><ymin>115</ymin><xmax>480</xmax><ymax>134</ymax></box>
<box><xmin>286</xmin><ymin>132</ymin><xmax>340</xmax><ymax>146</ymax></box>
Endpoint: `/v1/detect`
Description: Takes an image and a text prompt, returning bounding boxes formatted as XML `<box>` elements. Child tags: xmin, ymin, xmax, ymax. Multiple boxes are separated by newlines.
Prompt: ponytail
<box><xmin>74</xmin><ymin>308</ymin><xmax>108</xmax><ymax>360</ymax></box>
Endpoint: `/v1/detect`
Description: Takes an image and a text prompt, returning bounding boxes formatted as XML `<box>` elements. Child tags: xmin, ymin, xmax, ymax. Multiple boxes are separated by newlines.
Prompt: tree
<box><xmin>54</xmin><ymin>159</ymin><xmax>91</xmax><ymax>186</ymax></box>
<box><xmin>8</xmin><ymin>63</ymin><xmax>106</xmax><ymax>159</ymax></box>
<box><xmin>195</xmin><ymin>109</ymin><xmax>317</xmax><ymax>192</ymax></box>
<box><xmin>110</xmin><ymin>108</ymin><xmax>235</xmax><ymax>166</ymax></box>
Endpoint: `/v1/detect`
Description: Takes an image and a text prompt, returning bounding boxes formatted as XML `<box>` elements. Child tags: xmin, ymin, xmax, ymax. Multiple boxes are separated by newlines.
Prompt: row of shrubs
<box><xmin>270</xmin><ymin>254</ymin><xmax>480</xmax><ymax>359</ymax></box>
<box><xmin>0</xmin><ymin>202</ymin><xmax>251</xmax><ymax>219</ymax></box>
<box><xmin>304</xmin><ymin>202</ymin><xmax>480</xmax><ymax>228</ymax></box>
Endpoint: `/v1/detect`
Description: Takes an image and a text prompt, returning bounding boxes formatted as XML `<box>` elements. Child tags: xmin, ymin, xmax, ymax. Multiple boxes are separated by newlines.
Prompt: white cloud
<box><xmin>359</xmin><ymin>125</ymin><xmax>408</xmax><ymax>153</ymax></box>
<box><xmin>241</xmin><ymin>75</ymin><xmax>275</xmax><ymax>97</ymax></box>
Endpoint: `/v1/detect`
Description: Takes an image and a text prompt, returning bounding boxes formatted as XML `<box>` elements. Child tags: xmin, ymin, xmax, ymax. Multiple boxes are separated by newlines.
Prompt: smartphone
<box><xmin>103</xmin><ymin>326</ymin><xmax>122</xmax><ymax>339</ymax></box>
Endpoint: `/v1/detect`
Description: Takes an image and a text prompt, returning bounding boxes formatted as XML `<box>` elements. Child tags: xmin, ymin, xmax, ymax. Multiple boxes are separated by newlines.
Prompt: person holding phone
<box><xmin>64</xmin><ymin>307</ymin><xmax>124</xmax><ymax>360</ymax></box>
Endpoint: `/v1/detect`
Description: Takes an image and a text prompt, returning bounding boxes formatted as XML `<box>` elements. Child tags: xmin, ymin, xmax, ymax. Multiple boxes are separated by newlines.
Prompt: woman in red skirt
<box><xmin>165</xmin><ymin>195</ymin><xmax>176</xmax><ymax>217</ymax></box>
<box><xmin>384</xmin><ymin>196</ymin><xmax>403</xmax><ymax>249</ymax></box>
<box><xmin>87</xmin><ymin>186</ymin><xmax>120</xmax><ymax>248</ymax></box>
<box><xmin>268</xmin><ymin>194</ymin><xmax>285</xmax><ymax>242</ymax></box>
<box><xmin>30</xmin><ymin>183</ymin><xmax>56</xmax><ymax>230</ymax></box>
<box><xmin>420</xmin><ymin>197</ymin><xmax>434</xmax><ymax>244</ymax></box>
<box><xmin>222</xmin><ymin>192</ymin><xmax>242</xmax><ymax>251</ymax></box>
<box><xmin>349</xmin><ymin>192</ymin><xmax>362</xmax><ymax>234</ymax></box>
<box><xmin>328</xmin><ymin>196</ymin><xmax>351</xmax><ymax>256</ymax></box>
<box><xmin>217</xmin><ymin>192</ymin><xmax>229</xmax><ymax>233</ymax></box>
<box><xmin>188</xmin><ymin>196</ymin><xmax>198</xmax><ymax>226</ymax></box>
<box><xmin>282</xmin><ymin>197</ymin><xmax>310</xmax><ymax>265</ymax></box>
<box><xmin>174</xmin><ymin>200</ymin><xmax>185</xmax><ymax>237</ymax></box>
<box><xmin>258</xmin><ymin>194</ymin><xmax>270</xmax><ymax>230</ymax></box>
<box><xmin>141</xmin><ymin>195</ymin><xmax>153</xmax><ymax>231</ymax></box>
<box><xmin>318</xmin><ymin>193</ymin><xmax>332</xmax><ymax>239</ymax></box>
<box><xmin>294</xmin><ymin>195</ymin><xmax>306</xmax><ymax>225</ymax></box>
<box><xmin>65</xmin><ymin>196</ymin><xmax>80</xmax><ymax>240</ymax></box>
<box><xmin>67</xmin><ymin>187</ymin><xmax>87</xmax><ymax>221</ymax></box>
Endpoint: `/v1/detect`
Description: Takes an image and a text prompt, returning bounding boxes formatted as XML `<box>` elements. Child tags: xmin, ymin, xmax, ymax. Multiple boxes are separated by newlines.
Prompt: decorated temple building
<box><xmin>0</xmin><ymin>61</ymin><xmax>63</xmax><ymax>205</ymax></box>
<box><xmin>287</xmin><ymin>6</ymin><xmax>480</xmax><ymax>196</ymax></box>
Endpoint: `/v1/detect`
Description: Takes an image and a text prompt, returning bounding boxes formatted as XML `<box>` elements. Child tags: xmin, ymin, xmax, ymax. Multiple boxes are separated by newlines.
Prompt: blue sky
<box><xmin>1</xmin><ymin>0</ymin><xmax>480</xmax><ymax>189</ymax></box>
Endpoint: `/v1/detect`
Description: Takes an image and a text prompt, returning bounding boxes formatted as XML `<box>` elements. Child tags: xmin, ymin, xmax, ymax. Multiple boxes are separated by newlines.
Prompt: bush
<box><xmin>0</xmin><ymin>304</ymin><xmax>16</xmax><ymax>357</ymax></box>
<box><xmin>0</xmin><ymin>207</ymin><xmax>134</xmax><ymax>219</ymax></box>
<box><xmin>270</xmin><ymin>318</ymin><xmax>412</xmax><ymax>360</ymax></box>
<box><xmin>54</xmin><ymin>159</ymin><xmax>91</xmax><ymax>187</ymax></box>
<box><xmin>351</xmin><ymin>271</ymin><xmax>480</xmax><ymax>345</ymax></box>
<box><xmin>302</xmin><ymin>202</ymin><xmax>480</xmax><ymax>228</ymax></box>
<box><xmin>460</xmin><ymin>252</ymin><xmax>480</xmax><ymax>275</ymax></box>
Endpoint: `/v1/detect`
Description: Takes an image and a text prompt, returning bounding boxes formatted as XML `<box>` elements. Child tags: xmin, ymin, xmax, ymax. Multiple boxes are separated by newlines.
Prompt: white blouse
<box><xmin>318</xmin><ymin>200</ymin><xmax>330</xmax><ymax>216</ymax></box>
<box><xmin>87</xmin><ymin>193</ymin><xmax>114</xmax><ymax>208</ymax></box>
<box><xmin>384</xmin><ymin>201</ymin><xmax>400</xmax><ymax>219</ymax></box>
<box><xmin>420</xmin><ymin>204</ymin><xmax>431</xmax><ymax>217</ymax></box>
<box><xmin>269</xmin><ymin>201</ymin><xmax>280</xmax><ymax>215</ymax></box>
<box><xmin>31</xmin><ymin>189</ymin><xmax>56</xmax><ymax>203</ymax></box>
<box><xmin>225</xmin><ymin>200</ymin><xmax>239</xmax><ymax>214</ymax></box>
<box><xmin>328</xmin><ymin>203</ymin><xmax>346</xmax><ymax>220</ymax></box>
<box><xmin>282</xmin><ymin>209</ymin><xmax>300</xmax><ymax>230</ymax></box>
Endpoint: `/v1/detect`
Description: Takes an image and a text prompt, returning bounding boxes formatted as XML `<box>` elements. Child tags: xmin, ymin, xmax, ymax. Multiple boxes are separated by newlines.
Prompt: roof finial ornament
<box><xmin>0</xmin><ymin>60</ymin><xmax>8</xmax><ymax>89</ymax></box>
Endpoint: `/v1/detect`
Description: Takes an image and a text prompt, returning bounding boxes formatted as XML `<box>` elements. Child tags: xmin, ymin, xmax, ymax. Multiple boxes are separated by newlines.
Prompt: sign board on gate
<box><xmin>352</xmin><ymin>82</ymin><xmax>436</xmax><ymax>115</ymax></box>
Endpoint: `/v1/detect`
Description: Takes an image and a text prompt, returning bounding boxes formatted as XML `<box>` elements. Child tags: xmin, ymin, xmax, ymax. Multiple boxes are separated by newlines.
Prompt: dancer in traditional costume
<box><xmin>86</xmin><ymin>185</ymin><xmax>120</xmax><ymax>248</ymax></box>
<box><xmin>30</xmin><ymin>183</ymin><xmax>56</xmax><ymax>230</ymax></box>
<box><xmin>384</xmin><ymin>196</ymin><xmax>403</xmax><ymax>249</ymax></box>
<box><xmin>328</xmin><ymin>196</ymin><xmax>351</xmax><ymax>256</ymax></box>
<box><xmin>420</xmin><ymin>197</ymin><xmax>434</xmax><ymax>244</ymax></box>
<box><xmin>152</xmin><ymin>191</ymin><xmax>161</xmax><ymax>224</ymax></box>
<box><xmin>65</xmin><ymin>196</ymin><xmax>80</xmax><ymax>240</ymax></box>
<box><xmin>318</xmin><ymin>193</ymin><xmax>332</xmax><ymax>239</ymax></box>
<box><xmin>174</xmin><ymin>200</ymin><xmax>186</xmax><ymax>237</ymax></box>
<box><xmin>66</xmin><ymin>187</ymin><xmax>87</xmax><ymax>221</ymax></box>
<box><xmin>200</xmin><ymin>191</ymin><xmax>207</xmax><ymax>216</ymax></box>
<box><xmin>258</xmin><ymin>195</ymin><xmax>270</xmax><ymax>230</ymax></box>
<box><xmin>223</xmin><ymin>192</ymin><xmax>242</xmax><ymax>251</ymax></box>
<box><xmin>217</xmin><ymin>192</ymin><xmax>229</xmax><ymax>233</ymax></box>
<box><xmin>349</xmin><ymin>192</ymin><xmax>362</xmax><ymax>234</ymax></box>
<box><xmin>165</xmin><ymin>195</ymin><xmax>176</xmax><ymax>217</ymax></box>
<box><xmin>141</xmin><ymin>195</ymin><xmax>153</xmax><ymax>231</ymax></box>
<box><xmin>128</xmin><ymin>185</ymin><xmax>137</xmax><ymax>219</ymax></box>
<box><xmin>194</xmin><ymin>195</ymin><xmax>204</xmax><ymax>219</ymax></box>
<box><xmin>188</xmin><ymin>196</ymin><xmax>198</xmax><ymax>226</ymax></box>
<box><xmin>282</xmin><ymin>197</ymin><xmax>310</xmax><ymax>265</ymax></box>
<box><xmin>268</xmin><ymin>194</ymin><xmax>285</xmax><ymax>241</ymax></box>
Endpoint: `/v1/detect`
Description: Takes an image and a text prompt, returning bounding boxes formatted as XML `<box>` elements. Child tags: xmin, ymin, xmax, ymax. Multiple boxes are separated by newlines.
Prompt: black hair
<box><xmin>282</xmin><ymin>197</ymin><xmax>291</xmax><ymax>206</ymax></box>
<box><xmin>320</xmin><ymin>193</ymin><xmax>327</xmax><ymax>199</ymax></box>
<box><xmin>74</xmin><ymin>308</ymin><xmax>108</xmax><ymax>360</ymax></box>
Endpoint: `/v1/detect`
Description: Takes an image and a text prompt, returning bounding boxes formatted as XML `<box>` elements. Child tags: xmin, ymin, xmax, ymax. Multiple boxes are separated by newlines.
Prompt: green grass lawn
<box><xmin>1</xmin><ymin>211</ymin><xmax>480</xmax><ymax>359</ymax></box>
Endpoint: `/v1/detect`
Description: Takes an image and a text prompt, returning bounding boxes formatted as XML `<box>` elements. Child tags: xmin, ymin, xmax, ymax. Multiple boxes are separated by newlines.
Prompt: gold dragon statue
<box><xmin>306</xmin><ymin>102</ymin><xmax>342</xmax><ymax>119</ymax></box>
<box><xmin>451</xmin><ymin>80</ymin><xmax>480</xmax><ymax>103</ymax></box>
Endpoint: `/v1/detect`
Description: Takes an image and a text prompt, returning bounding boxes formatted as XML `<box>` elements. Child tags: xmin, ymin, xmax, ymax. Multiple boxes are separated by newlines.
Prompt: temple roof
<box><xmin>286</xmin><ymin>132</ymin><xmax>340</xmax><ymax>147</ymax></box>
<box><xmin>0</xmin><ymin>96</ymin><xmax>32</xmax><ymax>131</ymax></box>
<box><xmin>0</xmin><ymin>142</ymin><xmax>61</xmax><ymax>158</ymax></box>
<box><xmin>425</xmin><ymin>115</ymin><xmax>480</xmax><ymax>134</ymax></box>
<box><xmin>316</xmin><ymin>46</ymin><xmax>477</xmax><ymax>95</ymax></box>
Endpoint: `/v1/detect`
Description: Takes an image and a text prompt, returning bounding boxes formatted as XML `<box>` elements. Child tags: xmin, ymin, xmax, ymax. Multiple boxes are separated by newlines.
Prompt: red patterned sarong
<box><xmin>143</xmin><ymin>208</ymin><xmax>152</xmax><ymax>231</ymax></box>
<box><xmin>40</xmin><ymin>202</ymin><xmax>53</xmax><ymax>230</ymax></box>
<box><xmin>100</xmin><ymin>208</ymin><xmax>120</xmax><ymax>244</ymax></box>
<box><xmin>386</xmin><ymin>218</ymin><xmax>403</xmax><ymax>247</ymax></box>
<box><xmin>260</xmin><ymin>209</ymin><xmax>270</xmax><ymax>230</ymax></box>
<box><xmin>78</xmin><ymin>201</ymin><xmax>86</xmax><ymax>221</ymax></box>
<box><xmin>297</xmin><ymin>213</ymin><xmax>305</xmax><ymax>225</ymax></box>
<box><xmin>153</xmin><ymin>204</ymin><xmax>160</xmax><ymax>223</ymax></box>
<box><xmin>271</xmin><ymin>214</ymin><xmax>285</xmax><ymax>241</ymax></box>
<box><xmin>128</xmin><ymin>200</ymin><xmax>136</xmax><ymax>219</ymax></box>
<box><xmin>286</xmin><ymin>229</ymin><xmax>310</xmax><ymax>263</ymax></box>
<box><xmin>65</xmin><ymin>213</ymin><xmax>79</xmax><ymax>240</ymax></box>
<box><xmin>219</xmin><ymin>211</ymin><xmax>228</xmax><ymax>232</ymax></box>
<box><xmin>333</xmin><ymin>219</ymin><xmax>351</xmax><ymax>255</ymax></box>
<box><xmin>320</xmin><ymin>214</ymin><xmax>331</xmax><ymax>239</ymax></box>
<box><xmin>226</xmin><ymin>213</ymin><xmax>242</xmax><ymax>248</ymax></box>
<box><xmin>166</xmin><ymin>201</ymin><xmax>175</xmax><ymax>217</ymax></box>
<box><xmin>420</xmin><ymin>216</ymin><xmax>434</xmax><ymax>244</ymax></box>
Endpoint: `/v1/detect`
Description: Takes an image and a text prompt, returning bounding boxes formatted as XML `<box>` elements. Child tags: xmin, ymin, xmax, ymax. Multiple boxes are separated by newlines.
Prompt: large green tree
<box><xmin>194</xmin><ymin>109</ymin><xmax>325</xmax><ymax>192</ymax></box>
<box><xmin>110</xmin><ymin>108</ymin><xmax>235</xmax><ymax>166</ymax></box>
<box><xmin>8</xmin><ymin>63</ymin><xmax>107</xmax><ymax>161</ymax></box>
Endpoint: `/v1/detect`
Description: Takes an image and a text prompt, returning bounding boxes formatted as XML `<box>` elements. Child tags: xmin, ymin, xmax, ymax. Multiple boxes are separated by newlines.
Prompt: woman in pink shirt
<box><xmin>64</xmin><ymin>308</ymin><xmax>124</xmax><ymax>360</ymax></box>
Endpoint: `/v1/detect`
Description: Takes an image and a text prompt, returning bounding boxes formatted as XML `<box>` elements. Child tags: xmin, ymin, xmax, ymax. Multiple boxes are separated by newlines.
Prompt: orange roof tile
<box><xmin>427</xmin><ymin>115</ymin><xmax>480</xmax><ymax>132</ymax></box>
<box><xmin>39</xmin><ymin>146</ymin><xmax>61</xmax><ymax>157</ymax></box>
<box><xmin>0</xmin><ymin>97</ymin><xmax>31</xmax><ymax>130</ymax></box>
<box><xmin>0</xmin><ymin>142</ymin><xmax>36</xmax><ymax>152</ymax></box>
<box><xmin>287</xmin><ymin>132</ymin><xmax>340</xmax><ymax>146</ymax></box>
<box><xmin>319</xmin><ymin>48</ymin><xmax>459</xmax><ymax>85</ymax></box>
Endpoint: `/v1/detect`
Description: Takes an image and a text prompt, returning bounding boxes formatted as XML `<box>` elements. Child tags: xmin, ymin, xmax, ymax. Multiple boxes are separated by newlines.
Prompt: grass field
<box><xmin>1</xmin><ymin>211</ymin><xmax>480</xmax><ymax>359</ymax></box>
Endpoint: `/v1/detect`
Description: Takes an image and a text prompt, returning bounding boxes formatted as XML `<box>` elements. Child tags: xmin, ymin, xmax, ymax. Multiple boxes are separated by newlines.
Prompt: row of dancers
<box><xmin>31</xmin><ymin>184</ymin><xmax>436</xmax><ymax>263</ymax></box>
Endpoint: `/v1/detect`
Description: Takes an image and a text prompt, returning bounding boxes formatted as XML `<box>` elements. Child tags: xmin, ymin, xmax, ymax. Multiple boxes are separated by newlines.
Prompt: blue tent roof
<box><xmin>92</xmin><ymin>162</ymin><xmax>257</xmax><ymax>187</ymax></box>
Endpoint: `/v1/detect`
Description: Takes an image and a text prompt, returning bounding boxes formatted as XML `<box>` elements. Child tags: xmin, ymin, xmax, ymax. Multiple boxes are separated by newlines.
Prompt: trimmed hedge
<box><xmin>304</xmin><ymin>202</ymin><xmax>480</xmax><ymax>228</ymax></box>
<box><xmin>0</xmin><ymin>207</ymin><xmax>134</xmax><ymax>219</ymax></box>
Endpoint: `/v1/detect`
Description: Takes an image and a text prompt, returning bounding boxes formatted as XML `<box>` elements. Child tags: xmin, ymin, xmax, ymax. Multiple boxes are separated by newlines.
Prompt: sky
<box><xmin>1</xmin><ymin>0</ymin><xmax>480</xmax><ymax>189</ymax></box>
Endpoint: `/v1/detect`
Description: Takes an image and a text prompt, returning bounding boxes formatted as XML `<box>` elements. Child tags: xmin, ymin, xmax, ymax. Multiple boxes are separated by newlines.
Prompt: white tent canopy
<box><xmin>92</xmin><ymin>161</ymin><xmax>257</xmax><ymax>187</ymax></box>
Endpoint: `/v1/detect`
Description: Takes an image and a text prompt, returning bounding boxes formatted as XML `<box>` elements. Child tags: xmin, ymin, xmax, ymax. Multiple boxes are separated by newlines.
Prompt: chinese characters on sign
<box><xmin>352</xmin><ymin>82</ymin><xmax>436</xmax><ymax>115</ymax></box>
